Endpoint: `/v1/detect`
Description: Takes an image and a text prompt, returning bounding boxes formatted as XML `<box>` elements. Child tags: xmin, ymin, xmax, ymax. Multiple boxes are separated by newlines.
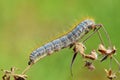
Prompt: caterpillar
<box><xmin>28</xmin><ymin>19</ymin><xmax>102</xmax><ymax>65</ymax></box>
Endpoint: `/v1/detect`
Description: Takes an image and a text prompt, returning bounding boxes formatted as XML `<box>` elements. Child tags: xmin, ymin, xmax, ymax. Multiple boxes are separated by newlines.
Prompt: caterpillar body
<box><xmin>28</xmin><ymin>19</ymin><xmax>97</xmax><ymax>65</ymax></box>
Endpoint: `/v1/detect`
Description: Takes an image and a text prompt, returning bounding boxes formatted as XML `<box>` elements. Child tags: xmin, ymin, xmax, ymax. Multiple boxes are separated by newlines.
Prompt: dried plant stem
<box><xmin>97</xmin><ymin>30</ymin><xmax>105</xmax><ymax>45</ymax></box>
<box><xmin>102</xmin><ymin>26</ymin><xmax>112</xmax><ymax>47</ymax></box>
<box><xmin>113</xmin><ymin>57</ymin><xmax>120</xmax><ymax>71</ymax></box>
<box><xmin>22</xmin><ymin>64</ymin><xmax>33</xmax><ymax>75</ymax></box>
<box><xmin>82</xmin><ymin>26</ymin><xmax>101</xmax><ymax>43</ymax></box>
<box><xmin>22</xmin><ymin>54</ymin><xmax>47</xmax><ymax>75</ymax></box>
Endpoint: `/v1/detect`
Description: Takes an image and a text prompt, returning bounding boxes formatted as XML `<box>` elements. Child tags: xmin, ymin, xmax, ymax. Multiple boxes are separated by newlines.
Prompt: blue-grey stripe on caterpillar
<box><xmin>28</xmin><ymin>19</ymin><xmax>101</xmax><ymax>65</ymax></box>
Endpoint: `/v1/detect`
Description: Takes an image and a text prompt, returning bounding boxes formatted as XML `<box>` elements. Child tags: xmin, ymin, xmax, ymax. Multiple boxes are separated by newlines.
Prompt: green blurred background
<box><xmin>0</xmin><ymin>0</ymin><xmax>120</xmax><ymax>80</ymax></box>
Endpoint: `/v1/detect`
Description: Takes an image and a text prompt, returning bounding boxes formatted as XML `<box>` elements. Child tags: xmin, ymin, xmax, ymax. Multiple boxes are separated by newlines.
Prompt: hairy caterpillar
<box><xmin>28</xmin><ymin>19</ymin><xmax>101</xmax><ymax>65</ymax></box>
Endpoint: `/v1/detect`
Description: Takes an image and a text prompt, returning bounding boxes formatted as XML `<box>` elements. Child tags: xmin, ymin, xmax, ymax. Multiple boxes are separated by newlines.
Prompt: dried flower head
<box><xmin>2</xmin><ymin>67</ymin><xmax>27</xmax><ymax>80</ymax></box>
<box><xmin>98</xmin><ymin>44</ymin><xmax>116</xmax><ymax>55</ymax></box>
<box><xmin>98</xmin><ymin>44</ymin><xmax>116</xmax><ymax>61</ymax></box>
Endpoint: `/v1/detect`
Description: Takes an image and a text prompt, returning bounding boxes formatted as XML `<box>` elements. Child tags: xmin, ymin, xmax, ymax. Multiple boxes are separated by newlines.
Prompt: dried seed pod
<box><xmin>85</xmin><ymin>50</ymin><xmax>98</xmax><ymax>60</ymax></box>
<box><xmin>98</xmin><ymin>44</ymin><xmax>116</xmax><ymax>61</ymax></box>
<box><xmin>74</xmin><ymin>42</ymin><xmax>86</xmax><ymax>56</ymax></box>
<box><xmin>84</xmin><ymin>61</ymin><xmax>95</xmax><ymax>71</ymax></box>
<box><xmin>105</xmin><ymin>69</ymin><xmax>116</xmax><ymax>80</ymax></box>
<box><xmin>98</xmin><ymin>44</ymin><xmax>116</xmax><ymax>55</ymax></box>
